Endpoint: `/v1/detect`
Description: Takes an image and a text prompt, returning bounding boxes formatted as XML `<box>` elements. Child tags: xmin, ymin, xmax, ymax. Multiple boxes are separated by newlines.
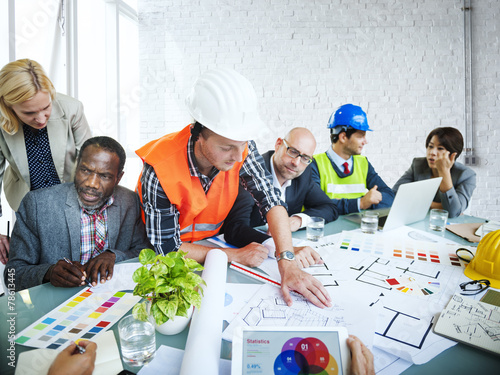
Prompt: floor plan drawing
<box><xmin>222</xmin><ymin>283</ymin><xmax>375</xmax><ymax>344</ymax></box>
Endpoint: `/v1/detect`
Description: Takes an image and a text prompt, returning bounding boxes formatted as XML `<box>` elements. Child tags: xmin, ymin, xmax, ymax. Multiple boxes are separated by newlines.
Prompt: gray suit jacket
<box><xmin>392</xmin><ymin>157</ymin><xmax>476</xmax><ymax>218</ymax></box>
<box><xmin>4</xmin><ymin>183</ymin><xmax>151</xmax><ymax>291</ymax></box>
<box><xmin>0</xmin><ymin>93</ymin><xmax>91</xmax><ymax>212</ymax></box>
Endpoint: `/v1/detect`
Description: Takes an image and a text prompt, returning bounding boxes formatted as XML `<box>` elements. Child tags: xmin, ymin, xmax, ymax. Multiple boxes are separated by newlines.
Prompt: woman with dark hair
<box><xmin>393</xmin><ymin>127</ymin><xmax>476</xmax><ymax>218</ymax></box>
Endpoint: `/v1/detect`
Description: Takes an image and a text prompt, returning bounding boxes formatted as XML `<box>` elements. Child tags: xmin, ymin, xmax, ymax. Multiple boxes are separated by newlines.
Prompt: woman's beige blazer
<box><xmin>0</xmin><ymin>93</ymin><xmax>91</xmax><ymax>212</ymax></box>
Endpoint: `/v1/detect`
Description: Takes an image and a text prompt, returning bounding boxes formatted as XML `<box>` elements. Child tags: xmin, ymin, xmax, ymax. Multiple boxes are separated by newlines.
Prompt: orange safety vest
<box><xmin>136</xmin><ymin>125</ymin><xmax>248</xmax><ymax>243</ymax></box>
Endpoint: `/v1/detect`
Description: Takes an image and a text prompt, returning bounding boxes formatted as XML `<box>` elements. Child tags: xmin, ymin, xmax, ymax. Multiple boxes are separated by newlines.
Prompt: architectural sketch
<box><xmin>435</xmin><ymin>293</ymin><xmax>500</xmax><ymax>354</ymax></box>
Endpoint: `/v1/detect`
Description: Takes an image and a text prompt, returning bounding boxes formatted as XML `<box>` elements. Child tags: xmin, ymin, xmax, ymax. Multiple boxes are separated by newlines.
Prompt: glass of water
<box><xmin>307</xmin><ymin>217</ymin><xmax>325</xmax><ymax>241</ymax></box>
<box><xmin>361</xmin><ymin>211</ymin><xmax>379</xmax><ymax>234</ymax></box>
<box><xmin>429</xmin><ymin>209</ymin><xmax>448</xmax><ymax>233</ymax></box>
<box><xmin>118</xmin><ymin>314</ymin><xmax>156</xmax><ymax>367</ymax></box>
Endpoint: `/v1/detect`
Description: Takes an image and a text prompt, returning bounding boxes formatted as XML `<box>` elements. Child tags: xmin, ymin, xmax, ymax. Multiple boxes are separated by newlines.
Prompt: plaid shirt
<box><xmin>139</xmin><ymin>135</ymin><xmax>284</xmax><ymax>255</ymax></box>
<box><xmin>79</xmin><ymin>196</ymin><xmax>113</xmax><ymax>264</ymax></box>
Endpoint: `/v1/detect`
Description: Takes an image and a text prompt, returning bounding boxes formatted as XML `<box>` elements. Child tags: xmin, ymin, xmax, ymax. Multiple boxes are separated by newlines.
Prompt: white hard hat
<box><xmin>185</xmin><ymin>68</ymin><xmax>267</xmax><ymax>141</ymax></box>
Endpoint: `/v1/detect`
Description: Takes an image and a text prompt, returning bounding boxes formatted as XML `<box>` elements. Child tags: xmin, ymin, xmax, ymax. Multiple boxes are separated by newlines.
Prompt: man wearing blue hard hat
<box><xmin>311</xmin><ymin>104</ymin><xmax>394</xmax><ymax>214</ymax></box>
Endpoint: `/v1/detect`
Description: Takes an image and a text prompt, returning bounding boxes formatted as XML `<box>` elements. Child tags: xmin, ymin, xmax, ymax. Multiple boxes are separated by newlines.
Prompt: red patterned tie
<box><xmin>343</xmin><ymin>162</ymin><xmax>350</xmax><ymax>174</ymax></box>
<box><xmin>92</xmin><ymin>211</ymin><xmax>106</xmax><ymax>257</ymax></box>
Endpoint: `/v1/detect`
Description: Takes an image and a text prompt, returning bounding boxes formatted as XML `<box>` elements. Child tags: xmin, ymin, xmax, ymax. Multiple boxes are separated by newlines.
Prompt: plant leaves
<box><xmin>139</xmin><ymin>248</ymin><xmax>157</xmax><ymax>265</ymax></box>
<box><xmin>184</xmin><ymin>289</ymin><xmax>203</xmax><ymax>309</ymax></box>
<box><xmin>132</xmin><ymin>302</ymin><xmax>148</xmax><ymax>322</ymax></box>
<box><xmin>184</xmin><ymin>257</ymin><xmax>204</xmax><ymax>271</ymax></box>
<box><xmin>157</xmin><ymin>299</ymin><xmax>178</xmax><ymax>321</ymax></box>
<box><xmin>132</xmin><ymin>266</ymin><xmax>149</xmax><ymax>283</ymax></box>
<box><xmin>159</xmin><ymin>255</ymin><xmax>176</xmax><ymax>268</ymax></box>
<box><xmin>151</xmin><ymin>302</ymin><xmax>168</xmax><ymax>325</ymax></box>
<box><xmin>151</xmin><ymin>262</ymin><xmax>168</xmax><ymax>277</ymax></box>
<box><xmin>155</xmin><ymin>278</ymin><xmax>175</xmax><ymax>294</ymax></box>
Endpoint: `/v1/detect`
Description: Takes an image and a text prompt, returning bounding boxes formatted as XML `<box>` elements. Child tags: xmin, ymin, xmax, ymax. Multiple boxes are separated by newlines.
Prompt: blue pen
<box><xmin>63</xmin><ymin>257</ymin><xmax>93</xmax><ymax>288</ymax></box>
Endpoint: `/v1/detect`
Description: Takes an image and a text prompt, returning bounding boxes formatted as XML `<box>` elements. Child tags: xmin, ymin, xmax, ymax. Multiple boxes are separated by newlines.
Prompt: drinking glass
<box><xmin>429</xmin><ymin>209</ymin><xmax>448</xmax><ymax>233</ymax></box>
<box><xmin>307</xmin><ymin>217</ymin><xmax>325</xmax><ymax>241</ymax></box>
<box><xmin>361</xmin><ymin>211</ymin><xmax>379</xmax><ymax>234</ymax></box>
<box><xmin>118</xmin><ymin>314</ymin><xmax>156</xmax><ymax>367</ymax></box>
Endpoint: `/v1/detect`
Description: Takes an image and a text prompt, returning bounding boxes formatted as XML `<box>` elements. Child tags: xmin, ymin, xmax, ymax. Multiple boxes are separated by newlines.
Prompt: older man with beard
<box><xmin>4</xmin><ymin>136</ymin><xmax>151</xmax><ymax>291</ymax></box>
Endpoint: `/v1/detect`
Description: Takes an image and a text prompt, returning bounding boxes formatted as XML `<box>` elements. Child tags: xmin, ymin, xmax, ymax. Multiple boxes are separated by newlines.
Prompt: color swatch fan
<box><xmin>385</xmin><ymin>277</ymin><xmax>440</xmax><ymax>296</ymax></box>
<box><xmin>15</xmin><ymin>288</ymin><xmax>140</xmax><ymax>349</ymax></box>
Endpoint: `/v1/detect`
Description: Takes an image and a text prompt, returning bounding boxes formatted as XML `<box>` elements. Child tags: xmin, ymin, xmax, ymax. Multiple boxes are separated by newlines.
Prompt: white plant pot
<box><xmin>149</xmin><ymin>305</ymin><xmax>194</xmax><ymax>335</ymax></box>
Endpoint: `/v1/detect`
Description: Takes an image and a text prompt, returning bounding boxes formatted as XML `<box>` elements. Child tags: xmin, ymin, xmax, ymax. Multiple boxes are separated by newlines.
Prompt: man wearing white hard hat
<box><xmin>136</xmin><ymin>68</ymin><xmax>331</xmax><ymax>308</ymax></box>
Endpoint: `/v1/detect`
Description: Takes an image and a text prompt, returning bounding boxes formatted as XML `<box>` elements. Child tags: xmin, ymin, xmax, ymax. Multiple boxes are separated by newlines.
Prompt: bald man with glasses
<box><xmin>222</xmin><ymin>127</ymin><xmax>339</xmax><ymax>268</ymax></box>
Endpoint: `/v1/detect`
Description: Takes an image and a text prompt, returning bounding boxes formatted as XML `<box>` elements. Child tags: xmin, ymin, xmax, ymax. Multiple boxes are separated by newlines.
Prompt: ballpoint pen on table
<box><xmin>63</xmin><ymin>257</ymin><xmax>93</xmax><ymax>288</ymax></box>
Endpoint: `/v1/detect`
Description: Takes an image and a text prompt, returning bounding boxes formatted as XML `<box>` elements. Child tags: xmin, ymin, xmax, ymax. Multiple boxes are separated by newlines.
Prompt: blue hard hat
<box><xmin>327</xmin><ymin>104</ymin><xmax>372</xmax><ymax>132</ymax></box>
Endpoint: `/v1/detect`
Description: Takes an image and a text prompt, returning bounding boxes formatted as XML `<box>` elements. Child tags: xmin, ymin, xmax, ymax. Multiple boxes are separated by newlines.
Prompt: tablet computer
<box><xmin>231</xmin><ymin>326</ymin><xmax>350</xmax><ymax>375</ymax></box>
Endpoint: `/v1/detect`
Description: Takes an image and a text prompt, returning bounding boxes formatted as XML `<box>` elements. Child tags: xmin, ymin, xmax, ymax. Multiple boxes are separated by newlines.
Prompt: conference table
<box><xmin>1</xmin><ymin>213</ymin><xmax>499</xmax><ymax>374</ymax></box>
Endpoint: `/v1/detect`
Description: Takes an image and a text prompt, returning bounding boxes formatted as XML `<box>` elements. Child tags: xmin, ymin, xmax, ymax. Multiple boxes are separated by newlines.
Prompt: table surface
<box><xmin>1</xmin><ymin>214</ymin><xmax>499</xmax><ymax>374</ymax></box>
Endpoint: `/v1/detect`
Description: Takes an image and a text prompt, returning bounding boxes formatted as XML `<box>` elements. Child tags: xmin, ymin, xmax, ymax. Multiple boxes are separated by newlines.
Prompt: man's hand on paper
<box><xmin>84</xmin><ymin>250</ymin><xmax>116</xmax><ymax>286</ymax></box>
<box><xmin>226</xmin><ymin>242</ymin><xmax>268</xmax><ymax>268</ymax></box>
<box><xmin>48</xmin><ymin>341</ymin><xmax>97</xmax><ymax>375</ymax></box>
<box><xmin>293</xmin><ymin>245</ymin><xmax>323</xmax><ymax>268</ymax></box>
<box><xmin>48</xmin><ymin>259</ymin><xmax>87</xmax><ymax>287</ymax></box>
<box><xmin>346</xmin><ymin>335</ymin><xmax>375</xmax><ymax>375</ymax></box>
<box><xmin>278</xmin><ymin>260</ymin><xmax>331</xmax><ymax>309</ymax></box>
<box><xmin>0</xmin><ymin>234</ymin><xmax>9</xmax><ymax>264</ymax></box>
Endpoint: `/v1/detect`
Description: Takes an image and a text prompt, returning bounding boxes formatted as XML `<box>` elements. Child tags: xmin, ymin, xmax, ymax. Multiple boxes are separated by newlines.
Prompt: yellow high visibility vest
<box><xmin>313</xmin><ymin>153</ymin><xmax>369</xmax><ymax>199</ymax></box>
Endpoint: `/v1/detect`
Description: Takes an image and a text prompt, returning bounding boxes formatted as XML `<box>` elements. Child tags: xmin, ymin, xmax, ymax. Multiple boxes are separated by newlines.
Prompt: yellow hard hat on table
<box><xmin>464</xmin><ymin>229</ymin><xmax>500</xmax><ymax>289</ymax></box>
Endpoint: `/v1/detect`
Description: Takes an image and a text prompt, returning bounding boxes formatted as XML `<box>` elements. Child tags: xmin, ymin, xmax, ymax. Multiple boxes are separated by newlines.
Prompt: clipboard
<box><xmin>445</xmin><ymin>222</ymin><xmax>483</xmax><ymax>243</ymax></box>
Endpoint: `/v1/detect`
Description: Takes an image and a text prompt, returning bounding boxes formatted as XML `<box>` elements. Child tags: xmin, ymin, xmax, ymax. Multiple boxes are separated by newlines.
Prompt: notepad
<box><xmin>15</xmin><ymin>330</ymin><xmax>123</xmax><ymax>375</ymax></box>
<box><xmin>434</xmin><ymin>293</ymin><xmax>500</xmax><ymax>355</ymax></box>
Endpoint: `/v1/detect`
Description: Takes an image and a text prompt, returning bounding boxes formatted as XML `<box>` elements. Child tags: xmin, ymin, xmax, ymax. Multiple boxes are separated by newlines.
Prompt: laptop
<box><xmin>345</xmin><ymin>177</ymin><xmax>442</xmax><ymax>232</ymax></box>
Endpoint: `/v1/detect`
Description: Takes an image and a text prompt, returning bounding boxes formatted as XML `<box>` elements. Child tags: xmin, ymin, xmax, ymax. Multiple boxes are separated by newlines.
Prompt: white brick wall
<box><xmin>138</xmin><ymin>0</ymin><xmax>500</xmax><ymax>220</ymax></box>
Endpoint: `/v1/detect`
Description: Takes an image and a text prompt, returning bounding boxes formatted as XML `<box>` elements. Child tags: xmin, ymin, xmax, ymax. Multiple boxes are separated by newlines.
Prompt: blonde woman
<box><xmin>0</xmin><ymin>59</ymin><xmax>91</xmax><ymax>263</ymax></box>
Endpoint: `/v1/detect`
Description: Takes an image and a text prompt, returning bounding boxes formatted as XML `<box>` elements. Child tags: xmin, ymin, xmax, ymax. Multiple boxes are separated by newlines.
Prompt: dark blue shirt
<box><xmin>23</xmin><ymin>125</ymin><xmax>60</xmax><ymax>191</ymax></box>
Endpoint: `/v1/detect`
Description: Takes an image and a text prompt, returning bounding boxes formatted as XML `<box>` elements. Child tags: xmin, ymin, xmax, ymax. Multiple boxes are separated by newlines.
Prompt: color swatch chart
<box><xmin>385</xmin><ymin>277</ymin><xmax>441</xmax><ymax>296</ymax></box>
<box><xmin>15</xmin><ymin>288</ymin><xmax>140</xmax><ymax>349</ymax></box>
<box><xmin>335</xmin><ymin>231</ymin><xmax>466</xmax><ymax>267</ymax></box>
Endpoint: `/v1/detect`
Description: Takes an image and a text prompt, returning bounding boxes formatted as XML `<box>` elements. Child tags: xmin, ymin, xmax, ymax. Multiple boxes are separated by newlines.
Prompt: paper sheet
<box><xmin>223</xmin><ymin>283</ymin><xmax>262</xmax><ymax>325</ymax></box>
<box><xmin>138</xmin><ymin>345</ymin><xmax>231</xmax><ymax>375</ymax></box>
<box><xmin>320</xmin><ymin>242</ymin><xmax>467</xmax><ymax>364</ymax></box>
<box><xmin>15</xmin><ymin>330</ymin><xmax>123</xmax><ymax>375</ymax></box>
<box><xmin>222</xmin><ymin>283</ymin><xmax>377</xmax><ymax>348</ymax></box>
<box><xmin>372</xmin><ymin>346</ymin><xmax>412</xmax><ymax>375</ymax></box>
<box><xmin>0</xmin><ymin>262</ymin><xmax>5</xmax><ymax>295</ymax></box>
<box><xmin>434</xmin><ymin>293</ymin><xmax>500</xmax><ymax>355</ymax></box>
<box><xmin>180</xmin><ymin>249</ymin><xmax>228</xmax><ymax>375</ymax></box>
<box><xmin>89</xmin><ymin>262</ymin><xmax>142</xmax><ymax>293</ymax></box>
<box><xmin>14</xmin><ymin>288</ymin><xmax>140</xmax><ymax>349</ymax></box>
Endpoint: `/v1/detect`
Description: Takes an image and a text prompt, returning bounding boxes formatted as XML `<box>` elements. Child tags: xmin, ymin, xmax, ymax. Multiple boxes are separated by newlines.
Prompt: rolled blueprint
<box><xmin>180</xmin><ymin>249</ymin><xmax>228</xmax><ymax>375</ymax></box>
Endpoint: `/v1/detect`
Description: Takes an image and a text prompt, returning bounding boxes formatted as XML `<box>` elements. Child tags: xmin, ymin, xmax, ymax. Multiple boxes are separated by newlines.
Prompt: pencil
<box><xmin>63</xmin><ymin>257</ymin><xmax>93</xmax><ymax>288</ymax></box>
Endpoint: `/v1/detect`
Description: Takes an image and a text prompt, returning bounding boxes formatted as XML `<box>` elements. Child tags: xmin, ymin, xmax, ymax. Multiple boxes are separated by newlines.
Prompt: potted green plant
<box><xmin>132</xmin><ymin>248</ymin><xmax>205</xmax><ymax>335</ymax></box>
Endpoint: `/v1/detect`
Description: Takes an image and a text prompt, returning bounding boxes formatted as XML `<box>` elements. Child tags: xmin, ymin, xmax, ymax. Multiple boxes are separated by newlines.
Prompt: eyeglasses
<box><xmin>282</xmin><ymin>139</ymin><xmax>313</xmax><ymax>165</ymax></box>
<box><xmin>459</xmin><ymin>279</ymin><xmax>490</xmax><ymax>295</ymax></box>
